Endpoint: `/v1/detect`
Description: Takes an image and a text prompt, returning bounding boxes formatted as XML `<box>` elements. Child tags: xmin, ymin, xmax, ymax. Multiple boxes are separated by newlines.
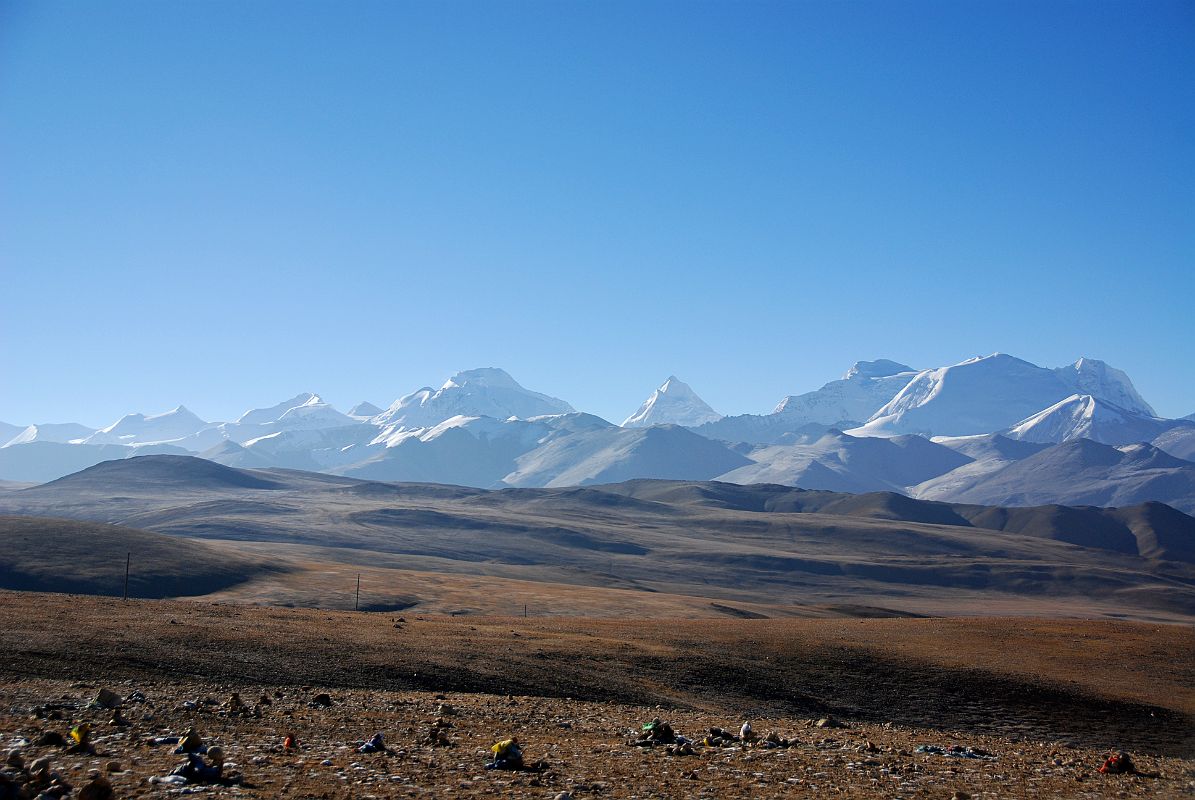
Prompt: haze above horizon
<box><xmin>2</xmin><ymin>0</ymin><xmax>1192</xmax><ymax>426</ymax></box>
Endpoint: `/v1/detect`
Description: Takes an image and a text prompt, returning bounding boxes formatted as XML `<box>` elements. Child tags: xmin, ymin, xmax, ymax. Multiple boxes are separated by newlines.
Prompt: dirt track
<box><xmin>1</xmin><ymin>592</ymin><xmax>1193</xmax><ymax>798</ymax></box>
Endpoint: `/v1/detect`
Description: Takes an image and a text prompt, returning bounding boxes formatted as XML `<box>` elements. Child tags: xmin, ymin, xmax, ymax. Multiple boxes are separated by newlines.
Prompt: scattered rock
<box><xmin>34</xmin><ymin>732</ymin><xmax>65</xmax><ymax>748</ymax></box>
<box><xmin>91</xmin><ymin>689</ymin><xmax>122</xmax><ymax>710</ymax></box>
<box><xmin>78</xmin><ymin>775</ymin><xmax>115</xmax><ymax>800</ymax></box>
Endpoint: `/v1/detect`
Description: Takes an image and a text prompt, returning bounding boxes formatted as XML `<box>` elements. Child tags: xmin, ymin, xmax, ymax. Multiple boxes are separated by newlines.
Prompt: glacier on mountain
<box><xmin>348</xmin><ymin>401</ymin><xmax>384</xmax><ymax>419</ymax></box>
<box><xmin>373</xmin><ymin>368</ymin><xmax>574</xmax><ymax>429</ymax></box>
<box><xmin>1054</xmin><ymin>358</ymin><xmax>1155</xmax><ymax>416</ymax></box>
<box><xmin>1005</xmin><ymin>394</ymin><xmax>1186</xmax><ymax>446</ymax></box>
<box><xmin>83</xmin><ymin>406</ymin><xmax>210</xmax><ymax>446</ymax></box>
<box><xmin>771</xmin><ymin>360</ymin><xmax>918</xmax><ymax>424</ymax></box>
<box><xmin>3</xmin><ymin>422</ymin><xmax>96</xmax><ymax>447</ymax></box>
<box><xmin>693</xmin><ymin>360</ymin><xmax>917</xmax><ymax>444</ymax></box>
<box><xmin>849</xmin><ymin>354</ymin><xmax>1158</xmax><ymax>439</ymax></box>
<box><xmin>622</xmin><ymin>376</ymin><xmax>722</xmax><ymax>428</ymax></box>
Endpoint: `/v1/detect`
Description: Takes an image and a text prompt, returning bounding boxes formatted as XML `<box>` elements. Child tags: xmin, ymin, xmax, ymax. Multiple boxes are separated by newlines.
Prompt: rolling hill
<box><xmin>1</xmin><ymin>455</ymin><xmax>1193</xmax><ymax>621</ymax></box>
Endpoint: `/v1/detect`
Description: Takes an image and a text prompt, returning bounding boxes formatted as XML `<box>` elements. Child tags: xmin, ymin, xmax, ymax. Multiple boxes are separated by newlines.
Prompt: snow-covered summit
<box><xmin>1054</xmin><ymin>358</ymin><xmax>1155</xmax><ymax>416</ymax></box>
<box><xmin>849</xmin><ymin>353</ymin><xmax>1154</xmax><ymax>439</ymax></box>
<box><xmin>238</xmin><ymin>393</ymin><xmax>321</xmax><ymax>425</ymax></box>
<box><xmin>622</xmin><ymin>376</ymin><xmax>722</xmax><ymax>428</ymax></box>
<box><xmin>373</xmin><ymin>368</ymin><xmax>574</xmax><ymax>430</ymax></box>
<box><xmin>275</xmin><ymin>399</ymin><xmax>353</xmax><ymax>428</ymax></box>
<box><xmin>842</xmin><ymin>359</ymin><xmax>915</xmax><ymax>381</ymax></box>
<box><xmin>348</xmin><ymin>401</ymin><xmax>383</xmax><ymax>419</ymax></box>
<box><xmin>231</xmin><ymin>392</ymin><xmax>353</xmax><ymax>431</ymax></box>
<box><xmin>3</xmin><ymin>422</ymin><xmax>96</xmax><ymax>447</ymax></box>
<box><xmin>85</xmin><ymin>405</ymin><xmax>210</xmax><ymax>446</ymax></box>
<box><xmin>772</xmin><ymin>361</ymin><xmax>919</xmax><ymax>425</ymax></box>
<box><xmin>690</xmin><ymin>359</ymin><xmax>918</xmax><ymax>444</ymax></box>
<box><xmin>1005</xmin><ymin>394</ymin><xmax>1184</xmax><ymax>446</ymax></box>
<box><xmin>439</xmin><ymin>367</ymin><xmax>524</xmax><ymax>391</ymax></box>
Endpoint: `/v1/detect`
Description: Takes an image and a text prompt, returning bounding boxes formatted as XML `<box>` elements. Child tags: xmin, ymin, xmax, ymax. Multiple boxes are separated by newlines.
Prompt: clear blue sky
<box><xmin>2</xmin><ymin>0</ymin><xmax>1192</xmax><ymax>427</ymax></box>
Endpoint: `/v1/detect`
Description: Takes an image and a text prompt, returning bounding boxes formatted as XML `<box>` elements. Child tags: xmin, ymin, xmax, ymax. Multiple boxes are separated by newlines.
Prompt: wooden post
<box><xmin>123</xmin><ymin>552</ymin><xmax>130</xmax><ymax>600</ymax></box>
<box><xmin>355</xmin><ymin>573</ymin><xmax>361</xmax><ymax>611</ymax></box>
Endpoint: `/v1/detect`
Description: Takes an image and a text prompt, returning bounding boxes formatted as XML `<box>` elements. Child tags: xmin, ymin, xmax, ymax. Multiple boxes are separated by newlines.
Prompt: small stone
<box><xmin>78</xmin><ymin>775</ymin><xmax>115</xmax><ymax>800</ymax></box>
<box><xmin>34</xmin><ymin>731</ymin><xmax>65</xmax><ymax>747</ymax></box>
<box><xmin>92</xmin><ymin>689</ymin><xmax>122</xmax><ymax>710</ymax></box>
<box><xmin>105</xmin><ymin>761</ymin><xmax>122</xmax><ymax>772</ymax></box>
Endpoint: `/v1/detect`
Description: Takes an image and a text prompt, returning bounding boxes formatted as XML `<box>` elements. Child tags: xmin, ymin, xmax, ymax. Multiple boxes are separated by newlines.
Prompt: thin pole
<box><xmin>355</xmin><ymin>573</ymin><xmax>361</xmax><ymax>611</ymax></box>
<box><xmin>524</xmin><ymin>604</ymin><xmax>527</xmax><ymax>618</ymax></box>
<box><xmin>123</xmin><ymin>553</ymin><xmax>130</xmax><ymax>600</ymax></box>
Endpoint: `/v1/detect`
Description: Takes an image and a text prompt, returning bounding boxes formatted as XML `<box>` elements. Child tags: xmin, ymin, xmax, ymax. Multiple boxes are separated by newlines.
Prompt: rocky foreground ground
<box><xmin>3</xmin><ymin>678</ymin><xmax>1192</xmax><ymax>799</ymax></box>
<box><xmin>0</xmin><ymin>592</ymin><xmax>1192</xmax><ymax>798</ymax></box>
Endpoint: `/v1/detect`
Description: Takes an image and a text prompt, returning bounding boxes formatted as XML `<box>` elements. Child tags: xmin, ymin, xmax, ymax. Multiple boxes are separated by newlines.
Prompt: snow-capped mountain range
<box><xmin>2</xmin><ymin>356</ymin><xmax>1193</xmax><ymax>514</ymax></box>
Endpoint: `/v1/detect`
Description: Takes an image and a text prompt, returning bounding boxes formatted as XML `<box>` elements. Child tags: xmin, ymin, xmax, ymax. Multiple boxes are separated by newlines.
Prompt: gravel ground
<box><xmin>1</xmin><ymin>679</ymin><xmax>1191</xmax><ymax>799</ymax></box>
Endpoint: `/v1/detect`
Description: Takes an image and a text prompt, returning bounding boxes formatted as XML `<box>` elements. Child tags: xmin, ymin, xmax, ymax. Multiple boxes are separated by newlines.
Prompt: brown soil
<box><xmin>0</xmin><ymin>591</ymin><xmax>1192</xmax><ymax>798</ymax></box>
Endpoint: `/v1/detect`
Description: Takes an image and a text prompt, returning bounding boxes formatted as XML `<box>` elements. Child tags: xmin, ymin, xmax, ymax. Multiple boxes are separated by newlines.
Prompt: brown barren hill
<box><xmin>0</xmin><ymin>515</ymin><xmax>279</xmax><ymax>597</ymax></box>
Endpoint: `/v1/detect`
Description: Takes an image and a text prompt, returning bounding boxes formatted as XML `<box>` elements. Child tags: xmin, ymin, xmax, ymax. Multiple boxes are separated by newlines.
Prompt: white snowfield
<box><xmin>0</xmin><ymin>357</ymin><xmax>1191</xmax><ymax>513</ymax></box>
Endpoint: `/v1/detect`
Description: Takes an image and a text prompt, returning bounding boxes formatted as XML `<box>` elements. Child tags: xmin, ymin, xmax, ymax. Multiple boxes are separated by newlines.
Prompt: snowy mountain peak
<box><xmin>3</xmin><ymin>422</ymin><xmax>96</xmax><ymax>448</ymax></box>
<box><xmin>83</xmin><ymin>405</ymin><xmax>210</xmax><ymax>446</ymax></box>
<box><xmin>348</xmin><ymin>401</ymin><xmax>384</xmax><ymax>419</ymax></box>
<box><xmin>1005</xmin><ymin>393</ymin><xmax>1178</xmax><ymax>446</ymax></box>
<box><xmin>658</xmin><ymin>375</ymin><xmax>695</xmax><ymax>396</ymax></box>
<box><xmin>848</xmin><ymin>353</ymin><xmax>1156</xmax><ymax>439</ymax></box>
<box><xmin>440</xmin><ymin>367</ymin><xmax>522</xmax><ymax>391</ymax></box>
<box><xmin>766</xmin><ymin>362</ymin><xmax>919</xmax><ymax>429</ymax></box>
<box><xmin>622</xmin><ymin>376</ymin><xmax>722</xmax><ymax>428</ymax></box>
<box><xmin>237</xmin><ymin>393</ymin><xmax>322</xmax><ymax>425</ymax></box>
<box><xmin>842</xmin><ymin>360</ymin><xmax>915</xmax><ymax>381</ymax></box>
<box><xmin>274</xmin><ymin>399</ymin><xmax>353</xmax><ymax>427</ymax></box>
<box><xmin>99</xmin><ymin>405</ymin><xmax>206</xmax><ymax>434</ymax></box>
<box><xmin>375</xmin><ymin>368</ymin><xmax>575</xmax><ymax>430</ymax></box>
<box><xmin>1054</xmin><ymin>358</ymin><xmax>1155</xmax><ymax>416</ymax></box>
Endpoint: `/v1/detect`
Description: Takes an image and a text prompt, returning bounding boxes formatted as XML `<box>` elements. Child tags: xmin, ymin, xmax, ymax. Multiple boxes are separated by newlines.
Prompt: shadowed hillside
<box><xmin>0</xmin><ymin>516</ymin><xmax>279</xmax><ymax>597</ymax></box>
